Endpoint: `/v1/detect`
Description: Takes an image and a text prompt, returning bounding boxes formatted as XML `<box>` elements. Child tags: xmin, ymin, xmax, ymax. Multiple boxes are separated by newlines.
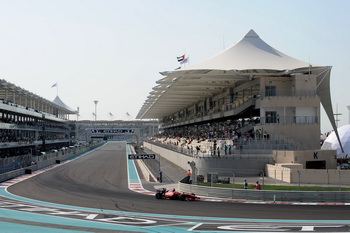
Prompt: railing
<box><xmin>260</xmin><ymin>116</ymin><xmax>318</xmax><ymax>125</ymax></box>
<box><xmin>0</xmin><ymin>142</ymin><xmax>104</xmax><ymax>176</ymax></box>
<box><xmin>163</xmin><ymin>96</ymin><xmax>256</xmax><ymax>127</ymax></box>
<box><xmin>179</xmin><ymin>183</ymin><xmax>350</xmax><ymax>203</ymax></box>
<box><xmin>262</xmin><ymin>89</ymin><xmax>317</xmax><ymax>98</ymax></box>
<box><xmin>145</xmin><ymin>138</ymin><xmax>298</xmax><ymax>157</ymax></box>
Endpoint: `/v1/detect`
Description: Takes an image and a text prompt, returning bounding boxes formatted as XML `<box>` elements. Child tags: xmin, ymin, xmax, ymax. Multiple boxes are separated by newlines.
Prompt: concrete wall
<box><xmin>179</xmin><ymin>182</ymin><xmax>350</xmax><ymax>203</ymax></box>
<box><xmin>266</xmin><ymin>163</ymin><xmax>350</xmax><ymax>185</ymax></box>
<box><xmin>272</xmin><ymin>149</ymin><xmax>337</xmax><ymax>169</ymax></box>
<box><xmin>145</xmin><ymin>141</ymin><xmax>347</xmax><ymax>186</ymax></box>
<box><xmin>144</xmin><ymin>141</ymin><xmax>274</xmax><ymax>178</ymax></box>
<box><xmin>258</xmin><ymin>124</ymin><xmax>320</xmax><ymax>150</ymax></box>
<box><xmin>266</xmin><ymin>164</ymin><xmax>296</xmax><ymax>183</ymax></box>
<box><xmin>290</xmin><ymin>169</ymin><xmax>350</xmax><ymax>185</ymax></box>
<box><xmin>0</xmin><ymin>143</ymin><xmax>103</xmax><ymax>183</ymax></box>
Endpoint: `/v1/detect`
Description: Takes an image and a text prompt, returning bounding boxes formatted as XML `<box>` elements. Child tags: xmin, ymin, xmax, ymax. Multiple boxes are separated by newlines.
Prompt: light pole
<box><xmin>76</xmin><ymin>107</ymin><xmax>79</xmax><ymax>143</ymax></box>
<box><xmin>94</xmin><ymin>100</ymin><xmax>98</xmax><ymax>121</ymax></box>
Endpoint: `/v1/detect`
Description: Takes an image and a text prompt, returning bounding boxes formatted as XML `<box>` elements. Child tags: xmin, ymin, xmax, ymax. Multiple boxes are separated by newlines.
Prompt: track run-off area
<box><xmin>0</xmin><ymin>142</ymin><xmax>349</xmax><ymax>232</ymax></box>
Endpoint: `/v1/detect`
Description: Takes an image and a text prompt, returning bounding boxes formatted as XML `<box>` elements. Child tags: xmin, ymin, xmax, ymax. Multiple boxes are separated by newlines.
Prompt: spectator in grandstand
<box><xmin>213</xmin><ymin>140</ymin><xmax>217</xmax><ymax>155</ymax></box>
<box><xmin>196</xmin><ymin>145</ymin><xmax>200</xmax><ymax>155</ymax></box>
<box><xmin>264</xmin><ymin>131</ymin><xmax>269</xmax><ymax>139</ymax></box>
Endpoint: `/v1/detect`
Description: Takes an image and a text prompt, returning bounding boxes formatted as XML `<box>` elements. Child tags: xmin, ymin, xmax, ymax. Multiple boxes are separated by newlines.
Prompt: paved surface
<box><xmin>2</xmin><ymin>142</ymin><xmax>350</xmax><ymax>233</ymax></box>
<box><xmin>7</xmin><ymin>142</ymin><xmax>350</xmax><ymax>220</ymax></box>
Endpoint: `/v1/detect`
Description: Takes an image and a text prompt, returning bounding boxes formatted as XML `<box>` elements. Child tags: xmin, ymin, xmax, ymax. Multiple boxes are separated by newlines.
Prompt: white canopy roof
<box><xmin>321</xmin><ymin>125</ymin><xmax>350</xmax><ymax>158</ymax></box>
<box><xmin>53</xmin><ymin>96</ymin><xmax>76</xmax><ymax>113</ymax></box>
<box><xmin>187</xmin><ymin>29</ymin><xmax>311</xmax><ymax>71</ymax></box>
<box><xmin>138</xmin><ymin>30</ymin><xmax>328</xmax><ymax>118</ymax></box>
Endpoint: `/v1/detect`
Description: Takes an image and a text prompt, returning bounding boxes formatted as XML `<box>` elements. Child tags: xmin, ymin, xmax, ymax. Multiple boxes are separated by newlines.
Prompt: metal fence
<box><xmin>0</xmin><ymin>142</ymin><xmax>104</xmax><ymax>182</ymax></box>
<box><xmin>179</xmin><ymin>183</ymin><xmax>350</xmax><ymax>203</ymax></box>
<box><xmin>146</xmin><ymin>139</ymin><xmax>278</xmax><ymax>157</ymax></box>
<box><xmin>0</xmin><ymin>155</ymin><xmax>32</xmax><ymax>174</ymax></box>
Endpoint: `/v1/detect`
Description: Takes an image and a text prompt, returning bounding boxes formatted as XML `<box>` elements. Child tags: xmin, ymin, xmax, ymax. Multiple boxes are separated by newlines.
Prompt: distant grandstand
<box><xmin>76</xmin><ymin>119</ymin><xmax>158</xmax><ymax>145</ymax></box>
<box><xmin>0</xmin><ymin>78</ymin><xmax>159</xmax><ymax>174</ymax></box>
<box><xmin>0</xmin><ymin>79</ymin><xmax>76</xmax><ymax>171</ymax></box>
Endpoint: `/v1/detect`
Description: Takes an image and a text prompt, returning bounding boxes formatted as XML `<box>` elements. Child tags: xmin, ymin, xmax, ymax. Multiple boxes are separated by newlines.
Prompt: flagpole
<box><xmin>223</xmin><ymin>35</ymin><xmax>225</xmax><ymax>50</ymax></box>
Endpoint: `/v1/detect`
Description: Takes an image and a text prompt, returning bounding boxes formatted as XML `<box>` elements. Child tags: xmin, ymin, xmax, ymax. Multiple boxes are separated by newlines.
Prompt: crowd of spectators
<box><xmin>1</xmin><ymin>118</ymin><xmax>69</xmax><ymax>131</ymax></box>
<box><xmin>0</xmin><ymin>99</ymin><xmax>65</xmax><ymax>120</ymax></box>
<box><xmin>0</xmin><ymin>112</ymin><xmax>69</xmax><ymax>148</ymax></box>
<box><xmin>149</xmin><ymin>117</ymin><xmax>270</xmax><ymax>156</ymax></box>
<box><xmin>161</xmin><ymin>118</ymin><xmax>257</xmax><ymax>140</ymax></box>
<box><xmin>0</xmin><ymin>128</ymin><xmax>67</xmax><ymax>145</ymax></box>
<box><xmin>0</xmin><ymin>99</ymin><xmax>72</xmax><ymax>170</ymax></box>
<box><xmin>0</xmin><ymin>147</ymin><xmax>32</xmax><ymax>158</ymax></box>
<box><xmin>162</xmin><ymin>95</ymin><xmax>256</xmax><ymax>126</ymax></box>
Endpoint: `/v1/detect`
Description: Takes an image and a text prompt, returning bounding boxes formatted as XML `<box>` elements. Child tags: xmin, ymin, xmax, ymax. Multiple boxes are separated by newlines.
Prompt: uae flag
<box><xmin>177</xmin><ymin>55</ymin><xmax>185</xmax><ymax>62</ymax></box>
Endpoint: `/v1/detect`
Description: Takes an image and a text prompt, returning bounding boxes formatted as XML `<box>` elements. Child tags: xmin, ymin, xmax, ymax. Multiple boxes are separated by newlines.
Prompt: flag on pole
<box><xmin>180</xmin><ymin>56</ymin><xmax>189</xmax><ymax>64</ymax></box>
<box><xmin>177</xmin><ymin>55</ymin><xmax>185</xmax><ymax>62</ymax></box>
<box><xmin>51</xmin><ymin>83</ymin><xmax>57</xmax><ymax>88</ymax></box>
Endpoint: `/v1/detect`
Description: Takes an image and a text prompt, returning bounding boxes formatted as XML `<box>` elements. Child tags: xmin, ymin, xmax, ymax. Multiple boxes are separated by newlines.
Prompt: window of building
<box><xmin>265</xmin><ymin>86</ymin><xmax>276</xmax><ymax>96</ymax></box>
<box><xmin>266</xmin><ymin>111</ymin><xmax>277</xmax><ymax>123</ymax></box>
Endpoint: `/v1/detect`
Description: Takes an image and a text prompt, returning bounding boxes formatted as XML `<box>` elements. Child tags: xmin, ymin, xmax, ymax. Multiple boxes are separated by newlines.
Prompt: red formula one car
<box><xmin>155</xmin><ymin>188</ymin><xmax>200</xmax><ymax>201</ymax></box>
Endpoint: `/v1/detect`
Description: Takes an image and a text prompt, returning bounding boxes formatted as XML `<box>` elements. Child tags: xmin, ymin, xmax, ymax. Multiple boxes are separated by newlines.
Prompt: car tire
<box><xmin>179</xmin><ymin>194</ymin><xmax>186</xmax><ymax>201</ymax></box>
<box><xmin>155</xmin><ymin>193</ymin><xmax>163</xmax><ymax>199</ymax></box>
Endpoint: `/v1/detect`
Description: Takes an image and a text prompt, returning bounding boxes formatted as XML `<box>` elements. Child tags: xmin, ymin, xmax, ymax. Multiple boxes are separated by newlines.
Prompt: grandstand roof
<box><xmin>53</xmin><ymin>96</ymin><xmax>76</xmax><ymax>113</ymax></box>
<box><xmin>0</xmin><ymin>79</ymin><xmax>76</xmax><ymax>115</ymax></box>
<box><xmin>183</xmin><ymin>29</ymin><xmax>311</xmax><ymax>71</ymax></box>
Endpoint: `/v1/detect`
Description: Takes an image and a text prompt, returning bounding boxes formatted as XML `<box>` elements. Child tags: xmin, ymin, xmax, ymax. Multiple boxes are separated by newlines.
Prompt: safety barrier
<box><xmin>179</xmin><ymin>182</ymin><xmax>350</xmax><ymax>203</ymax></box>
<box><xmin>0</xmin><ymin>142</ymin><xmax>104</xmax><ymax>183</ymax></box>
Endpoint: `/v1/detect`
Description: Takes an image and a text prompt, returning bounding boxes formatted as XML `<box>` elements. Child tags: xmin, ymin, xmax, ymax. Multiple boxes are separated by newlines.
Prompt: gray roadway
<box><xmin>7</xmin><ymin>142</ymin><xmax>350</xmax><ymax>220</ymax></box>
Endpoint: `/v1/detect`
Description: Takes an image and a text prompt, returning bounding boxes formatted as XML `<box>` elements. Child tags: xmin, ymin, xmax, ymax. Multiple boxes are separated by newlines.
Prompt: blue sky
<box><xmin>0</xmin><ymin>0</ymin><xmax>349</xmax><ymax>133</ymax></box>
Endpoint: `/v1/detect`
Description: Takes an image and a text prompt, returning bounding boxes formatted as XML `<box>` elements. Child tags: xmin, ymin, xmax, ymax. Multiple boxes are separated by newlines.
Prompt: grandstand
<box><xmin>76</xmin><ymin>119</ymin><xmax>159</xmax><ymax>145</ymax></box>
<box><xmin>137</xmin><ymin>30</ymin><xmax>340</xmax><ymax>181</ymax></box>
<box><xmin>0</xmin><ymin>77</ymin><xmax>158</xmax><ymax>175</ymax></box>
<box><xmin>0</xmin><ymin>79</ymin><xmax>76</xmax><ymax>171</ymax></box>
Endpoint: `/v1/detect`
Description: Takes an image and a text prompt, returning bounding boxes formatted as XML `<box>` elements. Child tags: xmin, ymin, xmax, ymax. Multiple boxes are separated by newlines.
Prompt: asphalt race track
<box><xmin>8</xmin><ymin>142</ymin><xmax>350</xmax><ymax>219</ymax></box>
<box><xmin>4</xmin><ymin>142</ymin><xmax>350</xmax><ymax>232</ymax></box>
